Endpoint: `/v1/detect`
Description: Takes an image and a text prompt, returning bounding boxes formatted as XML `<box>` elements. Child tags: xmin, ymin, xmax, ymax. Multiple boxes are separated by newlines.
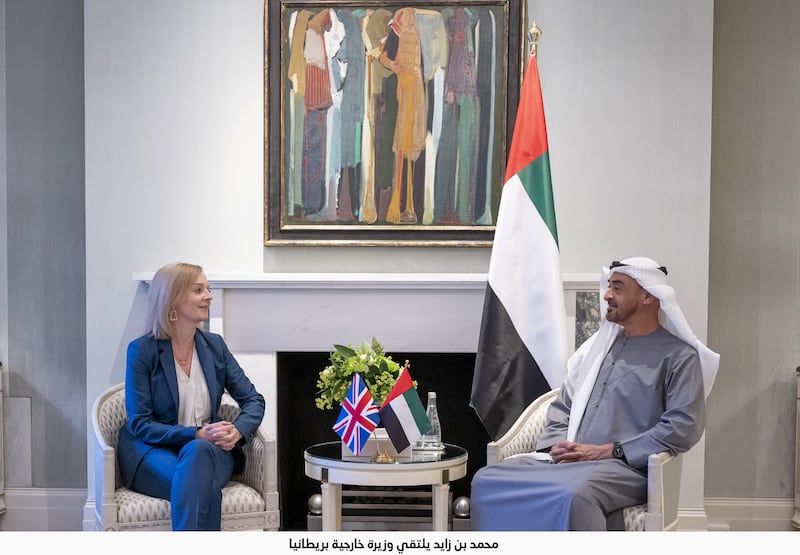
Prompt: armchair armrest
<box><xmin>220</xmin><ymin>392</ymin><xmax>278</xmax><ymax>513</ymax></box>
<box><xmin>645</xmin><ymin>452</ymin><xmax>683</xmax><ymax>531</ymax></box>
<box><xmin>91</xmin><ymin>394</ymin><xmax>120</xmax><ymax>531</ymax></box>
<box><xmin>237</xmin><ymin>425</ymin><xmax>279</xmax><ymax>517</ymax></box>
<box><xmin>237</xmin><ymin>428</ymin><xmax>268</xmax><ymax>494</ymax></box>
<box><xmin>486</xmin><ymin>389</ymin><xmax>560</xmax><ymax>465</ymax></box>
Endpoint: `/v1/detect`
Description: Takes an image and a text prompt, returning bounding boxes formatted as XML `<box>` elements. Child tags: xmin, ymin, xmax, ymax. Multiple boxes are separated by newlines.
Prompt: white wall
<box><xmin>84</xmin><ymin>0</ymin><xmax>714</xmax><ymax>527</ymax></box>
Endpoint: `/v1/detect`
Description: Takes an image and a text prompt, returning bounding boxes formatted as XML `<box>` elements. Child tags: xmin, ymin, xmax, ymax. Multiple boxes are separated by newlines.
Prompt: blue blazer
<box><xmin>117</xmin><ymin>329</ymin><xmax>265</xmax><ymax>486</ymax></box>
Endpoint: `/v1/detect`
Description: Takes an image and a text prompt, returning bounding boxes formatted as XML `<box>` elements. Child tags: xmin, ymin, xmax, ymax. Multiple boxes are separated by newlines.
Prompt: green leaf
<box><xmin>333</xmin><ymin>344</ymin><xmax>357</xmax><ymax>358</ymax></box>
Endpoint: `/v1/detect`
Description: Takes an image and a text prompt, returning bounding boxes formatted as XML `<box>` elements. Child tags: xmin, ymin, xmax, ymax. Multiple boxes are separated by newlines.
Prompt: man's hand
<box><xmin>549</xmin><ymin>441</ymin><xmax>614</xmax><ymax>463</ymax></box>
<box><xmin>197</xmin><ymin>421</ymin><xmax>243</xmax><ymax>451</ymax></box>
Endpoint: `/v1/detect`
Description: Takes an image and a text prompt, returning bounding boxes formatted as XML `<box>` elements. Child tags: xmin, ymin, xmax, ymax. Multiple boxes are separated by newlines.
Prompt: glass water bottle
<box><xmin>418</xmin><ymin>391</ymin><xmax>443</xmax><ymax>449</ymax></box>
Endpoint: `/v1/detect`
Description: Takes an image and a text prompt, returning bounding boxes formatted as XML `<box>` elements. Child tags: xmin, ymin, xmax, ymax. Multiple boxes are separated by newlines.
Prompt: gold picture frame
<box><xmin>264</xmin><ymin>0</ymin><xmax>526</xmax><ymax>246</ymax></box>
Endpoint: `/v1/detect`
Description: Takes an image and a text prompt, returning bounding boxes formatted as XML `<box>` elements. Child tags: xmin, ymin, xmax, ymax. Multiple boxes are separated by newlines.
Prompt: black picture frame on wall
<box><xmin>264</xmin><ymin>0</ymin><xmax>526</xmax><ymax>246</ymax></box>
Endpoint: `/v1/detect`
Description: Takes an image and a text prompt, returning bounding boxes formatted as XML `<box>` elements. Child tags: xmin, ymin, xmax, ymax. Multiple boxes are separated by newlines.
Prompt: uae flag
<box><xmin>470</xmin><ymin>48</ymin><xmax>568</xmax><ymax>440</ymax></box>
<box><xmin>379</xmin><ymin>367</ymin><xmax>430</xmax><ymax>452</ymax></box>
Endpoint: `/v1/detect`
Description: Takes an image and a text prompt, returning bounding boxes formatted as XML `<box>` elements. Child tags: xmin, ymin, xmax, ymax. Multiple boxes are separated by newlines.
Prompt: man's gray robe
<box><xmin>470</xmin><ymin>327</ymin><xmax>706</xmax><ymax>530</ymax></box>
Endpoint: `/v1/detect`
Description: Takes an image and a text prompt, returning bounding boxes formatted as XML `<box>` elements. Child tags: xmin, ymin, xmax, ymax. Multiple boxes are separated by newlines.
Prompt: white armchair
<box><xmin>485</xmin><ymin>388</ymin><xmax>683</xmax><ymax>531</ymax></box>
<box><xmin>91</xmin><ymin>383</ymin><xmax>280</xmax><ymax>531</ymax></box>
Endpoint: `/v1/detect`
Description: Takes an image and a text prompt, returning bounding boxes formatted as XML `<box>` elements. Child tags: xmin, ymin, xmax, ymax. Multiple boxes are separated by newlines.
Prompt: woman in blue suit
<box><xmin>117</xmin><ymin>262</ymin><xmax>265</xmax><ymax>530</ymax></box>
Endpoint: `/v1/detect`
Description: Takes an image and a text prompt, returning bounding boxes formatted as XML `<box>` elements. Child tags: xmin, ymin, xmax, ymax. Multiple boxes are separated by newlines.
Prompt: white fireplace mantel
<box><xmin>132</xmin><ymin>272</ymin><xmax>598</xmax><ymax>355</ymax></box>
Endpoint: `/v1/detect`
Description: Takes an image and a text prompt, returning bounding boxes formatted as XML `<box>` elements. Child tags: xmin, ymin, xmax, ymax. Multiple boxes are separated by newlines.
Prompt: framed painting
<box><xmin>264</xmin><ymin>0</ymin><xmax>526</xmax><ymax>246</ymax></box>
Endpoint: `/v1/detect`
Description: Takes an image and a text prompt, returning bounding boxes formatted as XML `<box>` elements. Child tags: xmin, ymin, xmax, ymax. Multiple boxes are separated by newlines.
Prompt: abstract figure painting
<box><xmin>265</xmin><ymin>1</ymin><xmax>525</xmax><ymax>246</ymax></box>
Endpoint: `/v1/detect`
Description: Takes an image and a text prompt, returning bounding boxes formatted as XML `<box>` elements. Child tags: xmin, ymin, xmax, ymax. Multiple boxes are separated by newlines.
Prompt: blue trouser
<box><xmin>129</xmin><ymin>439</ymin><xmax>234</xmax><ymax>530</ymax></box>
<box><xmin>470</xmin><ymin>458</ymin><xmax>646</xmax><ymax>531</ymax></box>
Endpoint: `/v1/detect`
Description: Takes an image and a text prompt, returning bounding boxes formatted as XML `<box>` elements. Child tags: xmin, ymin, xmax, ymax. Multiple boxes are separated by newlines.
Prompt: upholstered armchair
<box><xmin>485</xmin><ymin>388</ymin><xmax>684</xmax><ymax>531</ymax></box>
<box><xmin>91</xmin><ymin>383</ymin><xmax>280</xmax><ymax>531</ymax></box>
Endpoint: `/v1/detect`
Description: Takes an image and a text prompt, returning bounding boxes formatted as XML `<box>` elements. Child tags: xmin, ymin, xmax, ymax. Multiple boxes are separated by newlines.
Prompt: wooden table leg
<box><xmin>321</xmin><ymin>482</ymin><xmax>342</xmax><ymax>531</ymax></box>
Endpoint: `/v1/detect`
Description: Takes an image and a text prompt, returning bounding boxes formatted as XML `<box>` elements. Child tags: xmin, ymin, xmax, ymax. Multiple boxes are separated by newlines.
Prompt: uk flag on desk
<box><xmin>333</xmin><ymin>372</ymin><xmax>380</xmax><ymax>455</ymax></box>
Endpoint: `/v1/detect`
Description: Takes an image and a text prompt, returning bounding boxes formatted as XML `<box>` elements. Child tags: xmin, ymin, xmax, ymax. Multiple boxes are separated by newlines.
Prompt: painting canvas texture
<box><xmin>280</xmin><ymin>4</ymin><xmax>510</xmax><ymax>236</ymax></box>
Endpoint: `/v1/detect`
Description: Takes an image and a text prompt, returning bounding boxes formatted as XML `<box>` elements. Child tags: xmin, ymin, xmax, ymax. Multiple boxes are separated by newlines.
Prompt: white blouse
<box><xmin>175</xmin><ymin>347</ymin><xmax>212</xmax><ymax>428</ymax></box>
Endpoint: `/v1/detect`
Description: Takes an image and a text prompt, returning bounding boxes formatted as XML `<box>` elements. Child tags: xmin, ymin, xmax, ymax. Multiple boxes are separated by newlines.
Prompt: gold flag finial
<box><xmin>528</xmin><ymin>21</ymin><xmax>542</xmax><ymax>57</ymax></box>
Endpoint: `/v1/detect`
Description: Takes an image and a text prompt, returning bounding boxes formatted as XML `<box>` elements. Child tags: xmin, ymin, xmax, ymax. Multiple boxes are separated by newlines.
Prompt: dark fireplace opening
<box><xmin>276</xmin><ymin>351</ymin><xmax>491</xmax><ymax>531</ymax></box>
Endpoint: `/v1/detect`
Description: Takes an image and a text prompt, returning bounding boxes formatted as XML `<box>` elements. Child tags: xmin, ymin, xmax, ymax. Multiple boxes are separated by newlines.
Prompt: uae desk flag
<box><xmin>470</xmin><ymin>36</ymin><xmax>568</xmax><ymax>440</ymax></box>
<box><xmin>379</xmin><ymin>366</ymin><xmax>430</xmax><ymax>452</ymax></box>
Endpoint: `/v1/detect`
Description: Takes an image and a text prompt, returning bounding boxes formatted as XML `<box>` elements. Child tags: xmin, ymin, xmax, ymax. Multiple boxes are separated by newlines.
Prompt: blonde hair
<box><xmin>144</xmin><ymin>262</ymin><xmax>204</xmax><ymax>339</ymax></box>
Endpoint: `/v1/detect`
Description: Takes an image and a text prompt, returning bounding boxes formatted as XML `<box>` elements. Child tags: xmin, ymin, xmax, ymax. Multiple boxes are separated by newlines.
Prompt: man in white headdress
<box><xmin>470</xmin><ymin>257</ymin><xmax>720</xmax><ymax>530</ymax></box>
